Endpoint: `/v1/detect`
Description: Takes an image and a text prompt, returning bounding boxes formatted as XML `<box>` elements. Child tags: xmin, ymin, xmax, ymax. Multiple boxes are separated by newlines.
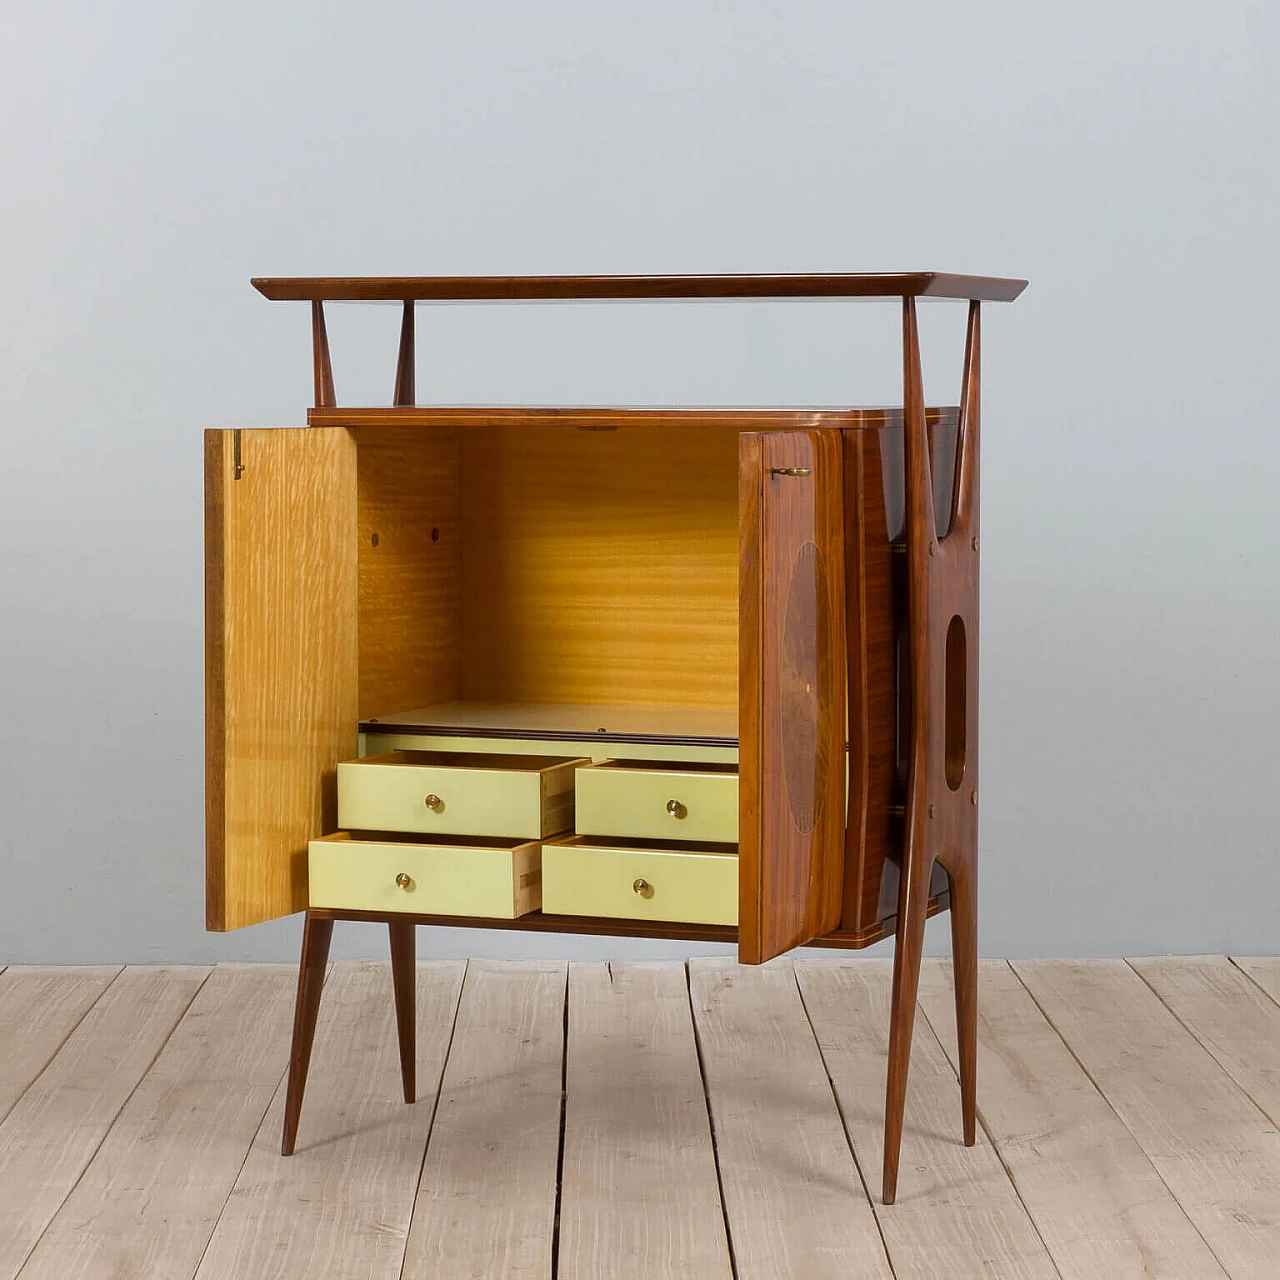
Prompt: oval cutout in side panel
<box><xmin>945</xmin><ymin>614</ymin><xmax>967</xmax><ymax>790</ymax></box>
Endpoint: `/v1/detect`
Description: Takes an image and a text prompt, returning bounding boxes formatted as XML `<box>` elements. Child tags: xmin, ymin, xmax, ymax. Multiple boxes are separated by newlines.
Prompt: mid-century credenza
<box><xmin>205</xmin><ymin>272</ymin><xmax>1026</xmax><ymax>1203</ymax></box>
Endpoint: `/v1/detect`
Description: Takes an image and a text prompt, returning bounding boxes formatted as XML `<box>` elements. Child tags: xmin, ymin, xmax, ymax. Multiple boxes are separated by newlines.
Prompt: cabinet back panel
<box><xmin>356</xmin><ymin>426</ymin><xmax>463</xmax><ymax>719</ymax></box>
<box><xmin>461</xmin><ymin>424</ymin><xmax>739</xmax><ymax>708</ymax></box>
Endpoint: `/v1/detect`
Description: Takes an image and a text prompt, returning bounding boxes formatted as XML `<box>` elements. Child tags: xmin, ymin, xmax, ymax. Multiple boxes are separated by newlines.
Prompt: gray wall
<box><xmin>2</xmin><ymin>2</ymin><xmax>1276</xmax><ymax>964</ymax></box>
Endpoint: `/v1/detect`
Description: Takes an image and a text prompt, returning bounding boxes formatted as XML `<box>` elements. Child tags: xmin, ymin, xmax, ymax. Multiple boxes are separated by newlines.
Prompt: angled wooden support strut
<box><xmin>393</xmin><ymin>301</ymin><xmax>415</xmax><ymax>407</ymax></box>
<box><xmin>311</xmin><ymin>301</ymin><xmax>337</xmax><ymax>409</ymax></box>
<box><xmin>882</xmin><ymin>298</ymin><xmax>981</xmax><ymax>1204</ymax></box>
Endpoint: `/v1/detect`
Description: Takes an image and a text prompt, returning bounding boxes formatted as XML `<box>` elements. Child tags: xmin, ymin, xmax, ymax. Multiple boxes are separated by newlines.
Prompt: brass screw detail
<box><xmin>424</xmin><ymin>794</ymin><xmax>443</xmax><ymax>811</ymax></box>
<box><xmin>928</xmin><ymin>540</ymin><xmax>937</xmax><ymax>556</ymax></box>
<box><xmin>971</xmin><ymin>536</ymin><xmax>979</xmax><ymax>551</ymax></box>
<box><xmin>395</xmin><ymin>873</ymin><xmax>412</xmax><ymax>889</ymax></box>
<box><xmin>971</xmin><ymin>791</ymin><xmax>978</xmax><ymax>805</ymax></box>
<box><xmin>666</xmin><ymin>799</ymin><xmax>687</xmax><ymax>819</ymax></box>
<box><xmin>928</xmin><ymin>804</ymin><xmax>936</xmax><ymax>819</ymax></box>
<box><xmin>633</xmin><ymin>878</ymin><xmax>653</xmax><ymax>898</ymax></box>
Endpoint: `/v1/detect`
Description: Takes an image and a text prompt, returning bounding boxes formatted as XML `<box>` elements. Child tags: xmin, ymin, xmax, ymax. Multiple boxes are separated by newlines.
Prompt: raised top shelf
<box><xmin>252</xmin><ymin>272</ymin><xmax>1027</xmax><ymax>304</ymax></box>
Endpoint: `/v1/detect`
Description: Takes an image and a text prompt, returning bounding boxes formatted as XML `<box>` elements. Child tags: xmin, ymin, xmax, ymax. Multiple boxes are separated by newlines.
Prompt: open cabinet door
<box><xmin>739</xmin><ymin>430</ymin><xmax>847</xmax><ymax>964</ymax></box>
<box><xmin>206</xmin><ymin>428</ymin><xmax>358</xmax><ymax>930</ymax></box>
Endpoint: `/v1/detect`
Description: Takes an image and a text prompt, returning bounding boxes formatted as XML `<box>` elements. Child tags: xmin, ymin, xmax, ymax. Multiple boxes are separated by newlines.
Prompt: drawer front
<box><xmin>542</xmin><ymin>838</ymin><xmax>737</xmax><ymax>926</ymax></box>
<box><xmin>309</xmin><ymin>833</ymin><xmax>541</xmax><ymax>918</ymax></box>
<box><xmin>575</xmin><ymin>762</ymin><xmax>739</xmax><ymax>843</ymax></box>
<box><xmin>338</xmin><ymin>751</ymin><xmax>585</xmax><ymax>839</ymax></box>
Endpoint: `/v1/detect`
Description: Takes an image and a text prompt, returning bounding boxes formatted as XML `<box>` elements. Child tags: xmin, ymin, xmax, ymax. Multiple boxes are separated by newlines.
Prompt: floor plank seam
<box><xmin>193</xmin><ymin>956</ymin><xmax>336</xmax><ymax>1274</ymax></box>
<box><xmin>0</xmin><ymin>966</ymin><xmax>125</xmax><ymax>1131</ymax></box>
<box><xmin>791</xmin><ymin>964</ymin><xmax>899</xmax><ymax>1278</ymax></box>
<box><xmin>914</xmin><ymin>962</ymin><xmax>1066</xmax><ymax>1280</ymax></box>
<box><xmin>397</xmin><ymin>959</ymin><xmax>470</xmax><ymax>1280</ymax></box>
<box><xmin>1009</xmin><ymin>962</ymin><xmax>1235</xmax><ymax>1280</ymax></box>
<box><xmin>1228</xmin><ymin>956</ymin><xmax>1280</xmax><ymax>1012</ymax></box>
<box><xmin>684</xmin><ymin>961</ymin><xmax>742</xmax><ymax>1280</ymax></box>
<box><xmin>549</xmin><ymin>963</ymin><xmax>570</xmax><ymax>1280</ymax></box>
<box><xmin>1126</xmin><ymin>958</ymin><xmax>1280</xmax><ymax>1130</ymax></box>
<box><xmin>12</xmin><ymin>967</ymin><xmax>213</xmax><ymax>1280</ymax></box>
<box><xmin>190</xmin><ymin>1062</ymin><xmax>292</xmax><ymax>1280</ymax></box>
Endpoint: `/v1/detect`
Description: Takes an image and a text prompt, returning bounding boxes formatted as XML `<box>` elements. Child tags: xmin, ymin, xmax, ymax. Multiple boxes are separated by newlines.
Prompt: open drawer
<box><xmin>309</xmin><ymin>832</ymin><xmax>542</xmax><ymax>918</ymax></box>
<box><xmin>575</xmin><ymin>759</ymin><xmax>739</xmax><ymax>844</ymax></box>
<box><xmin>542</xmin><ymin>835</ymin><xmax>738</xmax><ymax>926</ymax></box>
<box><xmin>337</xmin><ymin>750</ymin><xmax>588</xmax><ymax>840</ymax></box>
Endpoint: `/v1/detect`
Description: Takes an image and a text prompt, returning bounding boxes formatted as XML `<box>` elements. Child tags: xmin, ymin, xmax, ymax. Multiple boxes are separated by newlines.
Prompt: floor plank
<box><xmin>1233</xmin><ymin>956</ymin><xmax>1280</xmax><ymax>1006</ymax></box>
<box><xmin>1132</xmin><ymin>957</ymin><xmax>1280</xmax><ymax>1130</ymax></box>
<box><xmin>689</xmin><ymin>959</ymin><xmax>893</xmax><ymax>1280</ymax></box>
<box><xmin>17</xmin><ymin>965</ymin><xmax>296</xmax><ymax>1280</ymax></box>
<box><xmin>559</xmin><ymin>962</ymin><xmax>733</xmax><ymax>1280</ymax></box>
<box><xmin>194</xmin><ymin>960</ymin><xmax>464</xmax><ymax>1280</ymax></box>
<box><xmin>796</xmin><ymin>960</ymin><xmax>1057</xmax><ymax>1279</ymax></box>
<box><xmin>403</xmin><ymin>960</ymin><xmax>565</xmax><ymax>1280</ymax></box>
<box><xmin>1015</xmin><ymin>959</ymin><xmax>1280</xmax><ymax>1279</ymax></box>
<box><xmin>0</xmin><ymin>966</ymin><xmax>208</xmax><ymax>1278</ymax></box>
<box><xmin>0</xmin><ymin>966</ymin><xmax>121</xmax><ymax>1124</ymax></box>
<box><xmin>918</xmin><ymin>959</ymin><xmax>1226</xmax><ymax>1279</ymax></box>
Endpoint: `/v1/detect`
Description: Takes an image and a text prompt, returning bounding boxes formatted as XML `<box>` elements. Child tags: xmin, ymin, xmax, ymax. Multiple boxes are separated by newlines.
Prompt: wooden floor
<box><xmin>0</xmin><ymin>957</ymin><xmax>1277</xmax><ymax>1279</ymax></box>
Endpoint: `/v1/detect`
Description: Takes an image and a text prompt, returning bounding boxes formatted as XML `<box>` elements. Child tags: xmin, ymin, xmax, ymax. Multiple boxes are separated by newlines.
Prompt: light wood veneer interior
<box><xmin>356</xmin><ymin>422</ymin><xmax>742</xmax><ymax>723</ymax></box>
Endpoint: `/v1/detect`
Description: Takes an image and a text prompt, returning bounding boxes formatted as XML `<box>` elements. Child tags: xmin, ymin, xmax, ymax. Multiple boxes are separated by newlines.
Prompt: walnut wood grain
<box><xmin>311</xmin><ymin>301</ymin><xmax>336</xmax><ymax>409</ymax></box>
<box><xmin>388</xmin><ymin>921</ymin><xmax>416</xmax><ymax>1104</ymax></box>
<box><xmin>281</xmin><ymin>913</ymin><xmax>333</xmax><ymax>1156</ymax></box>
<box><xmin>739</xmin><ymin>429</ymin><xmax>847</xmax><ymax>965</ymax></box>
<box><xmin>882</xmin><ymin>298</ymin><xmax>981</xmax><ymax>1205</ymax></box>
<box><xmin>254</xmin><ymin>273</ymin><xmax>1027</xmax><ymax>302</ymax></box>
<box><xmin>310</xmin><ymin>405</ymin><xmax>922</xmax><ymax>431</ymax></box>
<box><xmin>842</xmin><ymin>426</ymin><xmax>900</xmax><ymax>936</ymax></box>
<box><xmin>393</xmin><ymin>301</ymin><xmax>414</xmax><ymax>407</ymax></box>
<box><xmin>304</xmin><ymin>897</ymin><xmax>949</xmax><ymax>947</ymax></box>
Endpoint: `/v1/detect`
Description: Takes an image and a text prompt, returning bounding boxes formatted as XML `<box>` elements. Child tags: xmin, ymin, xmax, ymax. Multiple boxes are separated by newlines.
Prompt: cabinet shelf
<box><xmin>360</xmin><ymin>700</ymin><xmax>739</xmax><ymax>749</ymax></box>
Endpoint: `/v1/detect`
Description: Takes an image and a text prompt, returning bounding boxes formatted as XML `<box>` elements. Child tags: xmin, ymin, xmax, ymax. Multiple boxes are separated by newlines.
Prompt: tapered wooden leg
<box><xmin>883</xmin><ymin>834</ymin><xmax>933</xmax><ymax>1204</ymax></box>
<box><xmin>281</xmin><ymin>912</ymin><xmax>334</xmax><ymax>1156</ymax></box>
<box><xmin>389</xmin><ymin>920</ymin><xmax>416</xmax><ymax>1104</ymax></box>
<box><xmin>948</xmin><ymin>856</ymin><xmax>978</xmax><ymax>1147</ymax></box>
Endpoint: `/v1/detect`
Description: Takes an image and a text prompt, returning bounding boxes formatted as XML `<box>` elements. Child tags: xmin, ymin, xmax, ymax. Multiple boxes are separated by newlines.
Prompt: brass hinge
<box><xmin>769</xmin><ymin>467</ymin><xmax>811</xmax><ymax>477</ymax></box>
<box><xmin>233</xmin><ymin>429</ymin><xmax>245</xmax><ymax>480</ymax></box>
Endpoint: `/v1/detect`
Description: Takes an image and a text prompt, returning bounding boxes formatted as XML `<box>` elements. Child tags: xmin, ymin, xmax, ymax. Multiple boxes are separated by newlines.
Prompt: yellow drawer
<box><xmin>337</xmin><ymin>750</ymin><xmax>587</xmax><ymax>840</ymax></box>
<box><xmin>542</xmin><ymin>837</ymin><xmax>737</xmax><ymax>926</ymax></box>
<box><xmin>309</xmin><ymin>832</ymin><xmax>541</xmax><ymax>918</ymax></box>
<box><xmin>575</xmin><ymin>759</ymin><xmax>739</xmax><ymax>843</ymax></box>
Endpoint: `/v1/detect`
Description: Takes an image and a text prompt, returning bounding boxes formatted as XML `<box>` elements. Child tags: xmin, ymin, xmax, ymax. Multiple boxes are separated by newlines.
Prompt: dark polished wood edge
<box><xmin>204</xmin><ymin>432</ymin><xmax>227</xmax><ymax>930</ymax></box>
<box><xmin>254</xmin><ymin>273</ymin><xmax>1027</xmax><ymax>303</ymax></box>
<box><xmin>281</xmin><ymin>913</ymin><xmax>333</xmax><ymax>1156</ymax></box>
<box><xmin>359</xmin><ymin>720</ymin><xmax>739</xmax><ymax>748</ymax></box>
<box><xmin>303</xmin><ymin>895</ymin><xmax>949</xmax><ymax>948</ymax></box>
<box><xmin>306</xmin><ymin>405</ymin><xmax>952</xmax><ymax>431</ymax></box>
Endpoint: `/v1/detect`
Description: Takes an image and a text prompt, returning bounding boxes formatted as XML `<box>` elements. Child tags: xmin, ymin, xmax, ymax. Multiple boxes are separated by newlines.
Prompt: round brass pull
<box><xmin>666</xmin><ymin>799</ymin><xmax>687</xmax><ymax>819</ymax></box>
<box><xmin>632</xmin><ymin>878</ymin><xmax>653</xmax><ymax>898</ymax></box>
<box><xmin>424</xmin><ymin>794</ymin><xmax>443</xmax><ymax>811</ymax></box>
<box><xmin>395</xmin><ymin>873</ymin><xmax>413</xmax><ymax>890</ymax></box>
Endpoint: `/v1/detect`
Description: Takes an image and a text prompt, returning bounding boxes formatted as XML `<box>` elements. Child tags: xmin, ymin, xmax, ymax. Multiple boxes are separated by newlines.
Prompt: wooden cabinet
<box><xmin>205</xmin><ymin>273</ymin><xmax>1025</xmax><ymax>1203</ymax></box>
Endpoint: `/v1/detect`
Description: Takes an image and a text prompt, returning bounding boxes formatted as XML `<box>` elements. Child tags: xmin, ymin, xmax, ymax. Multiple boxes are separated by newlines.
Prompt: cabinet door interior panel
<box><xmin>205</xmin><ymin>427</ymin><xmax>359</xmax><ymax>930</ymax></box>
<box><xmin>738</xmin><ymin>429</ymin><xmax>847</xmax><ymax>965</ymax></box>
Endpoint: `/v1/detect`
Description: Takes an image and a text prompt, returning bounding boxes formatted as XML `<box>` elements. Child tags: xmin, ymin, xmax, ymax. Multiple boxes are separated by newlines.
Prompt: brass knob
<box><xmin>666</xmin><ymin>799</ymin><xmax>687</xmax><ymax>819</ymax></box>
<box><xmin>395</xmin><ymin>873</ymin><xmax>413</xmax><ymax>889</ymax></box>
<box><xmin>633</xmin><ymin>878</ymin><xmax>652</xmax><ymax>898</ymax></box>
<box><xmin>424</xmin><ymin>794</ymin><xmax>443</xmax><ymax>811</ymax></box>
